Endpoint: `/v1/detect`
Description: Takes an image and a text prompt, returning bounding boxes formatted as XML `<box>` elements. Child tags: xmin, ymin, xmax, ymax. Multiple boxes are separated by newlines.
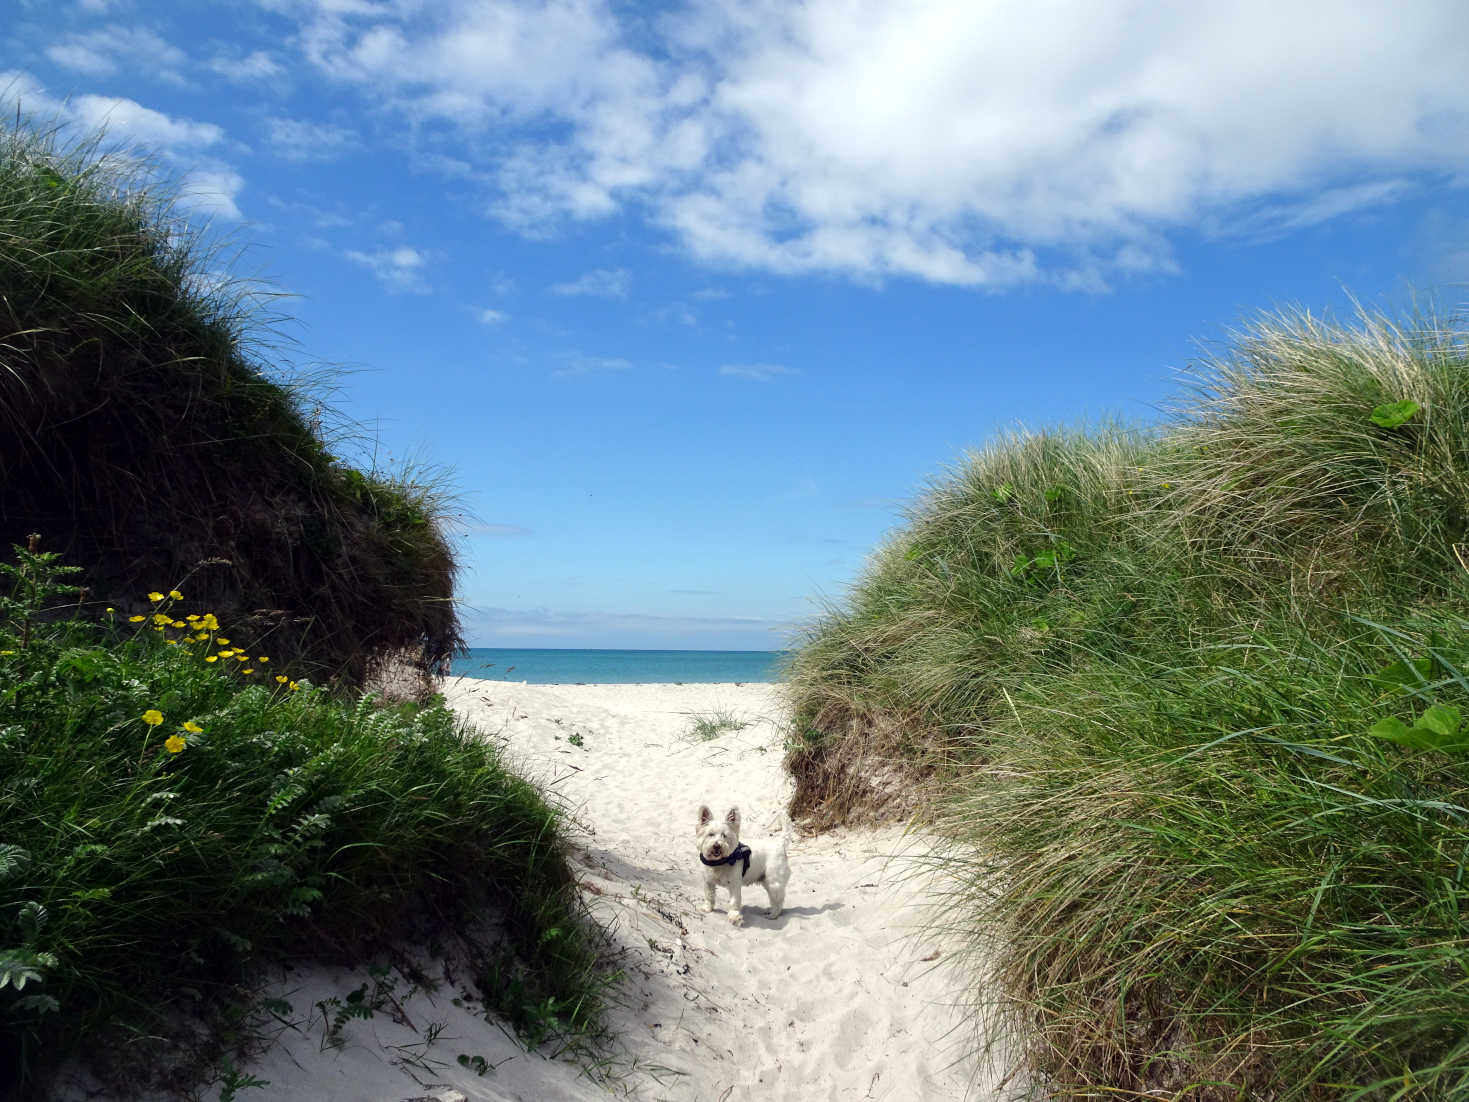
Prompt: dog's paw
<box><xmin>726</xmin><ymin>910</ymin><xmax>743</xmax><ymax>926</ymax></box>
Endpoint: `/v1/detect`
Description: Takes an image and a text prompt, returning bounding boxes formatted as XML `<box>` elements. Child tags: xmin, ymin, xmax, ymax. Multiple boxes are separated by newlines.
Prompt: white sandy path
<box><xmin>99</xmin><ymin>681</ymin><xmax>1028</xmax><ymax>1102</ymax></box>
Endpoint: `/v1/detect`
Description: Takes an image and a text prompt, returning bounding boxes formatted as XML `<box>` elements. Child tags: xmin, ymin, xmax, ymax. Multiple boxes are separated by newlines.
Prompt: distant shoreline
<box><xmin>452</xmin><ymin>646</ymin><xmax>787</xmax><ymax>685</ymax></box>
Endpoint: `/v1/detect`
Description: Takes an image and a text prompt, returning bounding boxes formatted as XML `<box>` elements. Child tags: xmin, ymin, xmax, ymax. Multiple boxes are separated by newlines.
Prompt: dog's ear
<box><xmin>724</xmin><ymin>806</ymin><xmax>740</xmax><ymax>828</ymax></box>
<box><xmin>697</xmin><ymin>805</ymin><xmax>713</xmax><ymax>827</ymax></box>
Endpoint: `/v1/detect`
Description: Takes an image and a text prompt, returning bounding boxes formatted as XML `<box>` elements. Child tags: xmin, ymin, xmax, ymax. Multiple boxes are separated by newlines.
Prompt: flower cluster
<box><xmin>126</xmin><ymin>588</ymin><xmax>300</xmax><ymax>692</ymax></box>
<box><xmin>129</xmin><ymin>587</ymin><xmax>306</xmax><ymax>758</ymax></box>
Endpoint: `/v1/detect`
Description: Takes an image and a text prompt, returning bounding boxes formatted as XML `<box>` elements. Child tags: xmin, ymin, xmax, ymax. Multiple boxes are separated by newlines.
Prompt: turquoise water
<box><xmin>452</xmin><ymin>648</ymin><xmax>786</xmax><ymax>684</ymax></box>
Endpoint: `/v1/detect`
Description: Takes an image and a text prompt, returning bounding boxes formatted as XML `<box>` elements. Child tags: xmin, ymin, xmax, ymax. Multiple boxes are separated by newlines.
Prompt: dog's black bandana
<box><xmin>700</xmin><ymin>843</ymin><xmax>752</xmax><ymax>877</ymax></box>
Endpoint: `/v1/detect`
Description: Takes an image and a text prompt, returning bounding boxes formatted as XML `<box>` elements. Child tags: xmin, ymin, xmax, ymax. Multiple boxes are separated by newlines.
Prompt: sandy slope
<box><xmin>57</xmin><ymin>681</ymin><xmax>1028</xmax><ymax>1101</ymax></box>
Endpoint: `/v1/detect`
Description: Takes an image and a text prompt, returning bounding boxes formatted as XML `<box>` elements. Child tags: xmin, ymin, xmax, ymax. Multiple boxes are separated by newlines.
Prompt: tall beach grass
<box><xmin>785</xmin><ymin>306</ymin><xmax>1469</xmax><ymax>1098</ymax></box>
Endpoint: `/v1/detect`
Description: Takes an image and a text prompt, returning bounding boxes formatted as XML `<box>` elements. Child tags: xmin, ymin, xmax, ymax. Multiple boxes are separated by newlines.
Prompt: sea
<box><xmin>451</xmin><ymin>648</ymin><xmax>787</xmax><ymax>684</ymax></box>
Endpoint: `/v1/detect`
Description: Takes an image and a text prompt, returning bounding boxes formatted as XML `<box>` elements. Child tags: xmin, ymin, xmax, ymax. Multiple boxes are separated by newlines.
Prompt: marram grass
<box><xmin>0</xmin><ymin>544</ymin><xmax>607</xmax><ymax>1097</ymax></box>
<box><xmin>785</xmin><ymin>306</ymin><xmax>1469</xmax><ymax>1098</ymax></box>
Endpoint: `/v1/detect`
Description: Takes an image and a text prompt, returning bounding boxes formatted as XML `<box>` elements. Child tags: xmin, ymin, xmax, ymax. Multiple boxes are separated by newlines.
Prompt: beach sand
<box><xmin>68</xmin><ymin>681</ymin><xmax>1027</xmax><ymax>1101</ymax></box>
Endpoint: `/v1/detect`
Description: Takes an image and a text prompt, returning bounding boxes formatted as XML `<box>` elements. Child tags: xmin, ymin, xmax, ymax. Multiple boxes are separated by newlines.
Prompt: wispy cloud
<box><xmin>46</xmin><ymin>26</ymin><xmax>189</xmax><ymax>84</ymax></box>
<box><xmin>719</xmin><ymin>363</ymin><xmax>798</xmax><ymax>381</ymax></box>
<box><xmin>271</xmin><ymin>0</ymin><xmax>1469</xmax><ymax>289</ymax></box>
<box><xmin>344</xmin><ymin>245</ymin><xmax>432</xmax><ymax>292</ymax></box>
<box><xmin>549</xmin><ymin>267</ymin><xmax>631</xmax><ymax>298</ymax></box>
<box><xmin>552</xmin><ymin>354</ymin><xmax>633</xmax><ymax>379</ymax></box>
<box><xmin>478</xmin><ymin>308</ymin><xmax>510</xmax><ymax>325</ymax></box>
<box><xmin>263</xmin><ymin>116</ymin><xmax>357</xmax><ymax>162</ymax></box>
<box><xmin>206</xmin><ymin>50</ymin><xmax>285</xmax><ymax>85</ymax></box>
<box><xmin>464</xmin><ymin>605</ymin><xmax>790</xmax><ymax>641</ymax></box>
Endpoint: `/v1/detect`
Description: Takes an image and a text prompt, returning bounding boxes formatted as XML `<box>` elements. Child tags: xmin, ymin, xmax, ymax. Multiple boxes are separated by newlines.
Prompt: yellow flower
<box><xmin>170</xmin><ymin>620</ymin><xmax>186</xmax><ymax>629</ymax></box>
<box><xmin>164</xmin><ymin>735</ymin><xmax>186</xmax><ymax>754</ymax></box>
<box><xmin>205</xmin><ymin>655</ymin><xmax>218</xmax><ymax>663</ymax></box>
<box><xmin>275</xmin><ymin>675</ymin><xmax>288</xmax><ymax>684</ymax></box>
<box><xmin>142</xmin><ymin>709</ymin><xmax>164</xmax><ymax>726</ymax></box>
<box><xmin>185</xmin><ymin>614</ymin><xmax>200</xmax><ymax>622</ymax></box>
<box><xmin>242</xmin><ymin>668</ymin><xmax>254</xmax><ymax>675</ymax></box>
<box><xmin>288</xmin><ymin>681</ymin><xmax>300</xmax><ymax>691</ymax></box>
<box><xmin>235</xmin><ymin>653</ymin><xmax>248</xmax><ymax>662</ymax></box>
<box><xmin>153</xmin><ymin>613</ymin><xmax>171</xmax><ymax>626</ymax></box>
<box><xmin>182</xmin><ymin>720</ymin><xmax>203</xmax><ymax>733</ymax></box>
<box><xmin>148</xmin><ymin>592</ymin><xmax>164</xmax><ymax>603</ymax></box>
<box><xmin>215</xmin><ymin>636</ymin><xmax>230</xmax><ymax>645</ymax></box>
<box><xmin>106</xmin><ymin>606</ymin><xmax>115</xmax><ymax>614</ymax></box>
<box><xmin>258</xmin><ymin>656</ymin><xmax>269</xmax><ymax>663</ymax></box>
<box><xmin>168</xmin><ymin>590</ymin><xmax>183</xmax><ymax>600</ymax></box>
<box><xmin>128</xmin><ymin>615</ymin><xmax>146</xmax><ymax>623</ymax></box>
<box><xmin>164</xmin><ymin>639</ymin><xmax>178</xmax><ymax>646</ymax></box>
<box><xmin>193</xmin><ymin>633</ymin><xmax>209</xmax><ymax>642</ymax></box>
<box><xmin>201</xmin><ymin>615</ymin><xmax>219</xmax><ymax>631</ymax></box>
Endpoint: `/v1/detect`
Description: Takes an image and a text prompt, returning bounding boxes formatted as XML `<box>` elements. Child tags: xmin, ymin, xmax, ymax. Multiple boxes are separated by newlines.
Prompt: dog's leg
<box><xmin>766</xmin><ymin>881</ymin><xmax>784</xmax><ymax>919</ymax></box>
<box><xmin>703</xmin><ymin>875</ymin><xmax>717</xmax><ymax>913</ymax></box>
<box><xmin>726</xmin><ymin>876</ymin><xmax>743</xmax><ymax>926</ymax></box>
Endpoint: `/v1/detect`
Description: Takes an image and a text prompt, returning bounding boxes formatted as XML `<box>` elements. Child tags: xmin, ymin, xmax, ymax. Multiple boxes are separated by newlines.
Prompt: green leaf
<box><xmin>17</xmin><ymin>901</ymin><xmax>47</xmax><ymax>943</ymax></box>
<box><xmin>0</xmin><ymin>844</ymin><xmax>31</xmax><ymax>884</ymax></box>
<box><xmin>1369</xmin><ymin>713</ymin><xmax>1469</xmax><ymax>755</ymax></box>
<box><xmin>991</xmin><ymin>484</ymin><xmax>1014</xmax><ymax>503</ymax></box>
<box><xmin>1368</xmin><ymin>716</ymin><xmax>1434</xmax><ymax>749</ymax></box>
<box><xmin>1414</xmin><ymin>703</ymin><xmax>1462</xmax><ymax>739</ymax></box>
<box><xmin>1371</xmin><ymin>657</ymin><xmax>1433</xmax><ymax>693</ymax></box>
<box><xmin>1370</xmin><ymin>399</ymin><xmax>1420</xmax><ymax>428</ymax></box>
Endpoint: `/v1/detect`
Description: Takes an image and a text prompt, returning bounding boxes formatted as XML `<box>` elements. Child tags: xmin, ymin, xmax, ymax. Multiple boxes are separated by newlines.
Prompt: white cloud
<box><xmin>267</xmin><ymin>0</ymin><xmax>1469</xmax><ymax>288</ymax></box>
<box><xmin>177</xmin><ymin>165</ymin><xmax>245</xmax><ymax>220</ymax></box>
<box><xmin>344</xmin><ymin>245</ymin><xmax>431</xmax><ymax>291</ymax></box>
<box><xmin>263</xmin><ymin>116</ymin><xmax>358</xmax><ymax>161</ymax></box>
<box><xmin>70</xmin><ymin>94</ymin><xmax>225</xmax><ymax>150</ymax></box>
<box><xmin>46</xmin><ymin>26</ymin><xmax>190</xmax><ymax>84</ymax></box>
<box><xmin>549</xmin><ymin>267</ymin><xmax>631</xmax><ymax>297</ymax></box>
<box><xmin>719</xmin><ymin>363</ymin><xmax>797</xmax><ymax>381</ymax></box>
<box><xmin>2</xmin><ymin>73</ymin><xmax>245</xmax><ymax>220</ymax></box>
<box><xmin>478</xmin><ymin>307</ymin><xmax>509</xmax><ymax>325</ymax></box>
<box><xmin>553</xmin><ymin>354</ymin><xmax>633</xmax><ymax>379</ymax></box>
<box><xmin>207</xmin><ymin>50</ymin><xmax>286</xmax><ymax>84</ymax></box>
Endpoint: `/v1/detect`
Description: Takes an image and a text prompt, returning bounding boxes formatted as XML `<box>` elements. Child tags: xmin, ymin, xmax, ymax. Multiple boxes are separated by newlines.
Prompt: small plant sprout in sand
<box><xmin>686</xmin><ymin>710</ymin><xmax>750</xmax><ymax>741</ymax></box>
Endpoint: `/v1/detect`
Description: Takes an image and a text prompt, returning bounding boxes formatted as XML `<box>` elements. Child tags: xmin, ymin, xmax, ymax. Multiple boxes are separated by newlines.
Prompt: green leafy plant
<box><xmin>1370</xmin><ymin>398</ymin><xmax>1420</xmax><ymax>428</ymax></box>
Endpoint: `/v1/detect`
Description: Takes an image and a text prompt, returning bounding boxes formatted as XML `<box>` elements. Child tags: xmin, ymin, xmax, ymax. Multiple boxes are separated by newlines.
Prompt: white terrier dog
<box><xmin>695</xmin><ymin>804</ymin><xmax>790</xmax><ymax>926</ymax></box>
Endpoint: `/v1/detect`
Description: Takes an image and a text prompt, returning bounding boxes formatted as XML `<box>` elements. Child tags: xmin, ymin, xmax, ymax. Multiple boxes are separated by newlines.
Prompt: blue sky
<box><xmin>5</xmin><ymin>0</ymin><xmax>1468</xmax><ymax>649</ymax></box>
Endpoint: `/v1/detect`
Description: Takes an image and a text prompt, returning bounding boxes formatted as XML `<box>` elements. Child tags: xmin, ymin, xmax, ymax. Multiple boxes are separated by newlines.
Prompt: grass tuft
<box><xmin>786</xmin><ymin>304</ymin><xmax>1469</xmax><ymax>1097</ymax></box>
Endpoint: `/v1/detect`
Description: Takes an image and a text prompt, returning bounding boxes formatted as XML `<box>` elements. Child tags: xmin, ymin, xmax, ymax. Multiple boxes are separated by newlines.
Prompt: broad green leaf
<box><xmin>1368</xmin><ymin>716</ymin><xmax>1435</xmax><ymax>749</ymax></box>
<box><xmin>1370</xmin><ymin>399</ymin><xmax>1420</xmax><ymax>428</ymax></box>
<box><xmin>1415</xmin><ymin>703</ymin><xmax>1463</xmax><ymax>739</ymax></box>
